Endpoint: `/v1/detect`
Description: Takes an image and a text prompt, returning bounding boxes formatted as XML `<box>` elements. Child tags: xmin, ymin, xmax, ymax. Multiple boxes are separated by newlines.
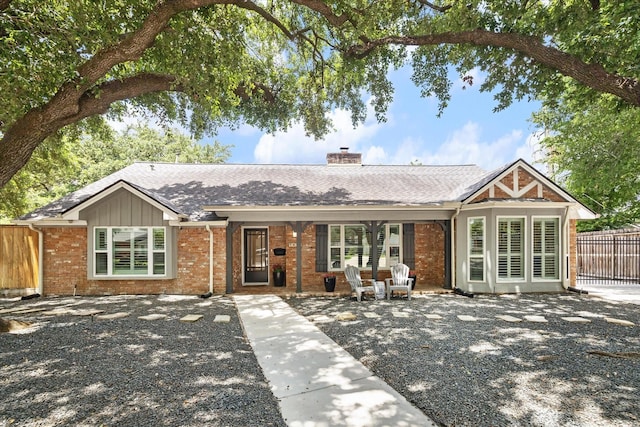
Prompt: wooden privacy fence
<box><xmin>577</xmin><ymin>229</ymin><xmax>640</xmax><ymax>285</ymax></box>
<box><xmin>0</xmin><ymin>225</ymin><xmax>39</xmax><ymax>293</ymax></box>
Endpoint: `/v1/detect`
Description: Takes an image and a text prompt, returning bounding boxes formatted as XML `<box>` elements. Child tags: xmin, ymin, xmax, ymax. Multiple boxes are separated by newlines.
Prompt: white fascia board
<box><xmin>62</xmin><ymin>181</ymin><xmax>184</xmax><ymax>221</ymax></box>
<box><xmin>459</xmin><ymin>200</ymin><xmax>597</xmax><ymax>219</ymax></box>
<box><xmin>168</xmin><ymin>220</ymin><xmax>228</xmax><ymax>227</ymax></box>
<box><xmin>13</xmin><ymin>219</ymin><xmax>88</xmax><ymax>227</ymax></box>
<box><xmin>460</xmin><ymin>200</ymin><xmax>573</xmax><ymax>210</ymax></box>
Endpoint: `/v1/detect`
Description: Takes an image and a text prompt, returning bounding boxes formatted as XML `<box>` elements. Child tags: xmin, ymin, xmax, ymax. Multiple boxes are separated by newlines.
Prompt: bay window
<box><xmin>468</xmin><ymin>217</ymin><xmax>485</xmax><ymax>281</ymax></box>
<box><xmin>533</xmin><ymin>217</ymin><xmax>560</xmax><ymax>280</ymax></box>
<box><xmin>498</xmin><ymin>217</ymin><xmax>525</xmax><ymax>280</ymax></box>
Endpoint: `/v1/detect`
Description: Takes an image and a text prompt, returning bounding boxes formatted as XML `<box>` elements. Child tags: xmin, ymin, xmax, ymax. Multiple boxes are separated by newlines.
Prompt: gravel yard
<box><xmin>0</xmin><ymin>295</ymin><xmax>285</xmax><ymax>427</ymax></box>
<box><xmin>2</xmin><ymin>292</ymin><xmax>640</xmax><ymax>427</ymax></box>
<box><xmin>286</xmin><ymin>293</ymin><xmax>640</xmax><ymax>427</ymax></box>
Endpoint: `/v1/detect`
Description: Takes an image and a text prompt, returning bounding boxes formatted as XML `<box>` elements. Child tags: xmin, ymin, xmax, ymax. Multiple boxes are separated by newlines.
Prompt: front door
<box><xmin>244</xmin><ymin>228</ymin><xmax>268</xmax><ymax>284</ymax></box>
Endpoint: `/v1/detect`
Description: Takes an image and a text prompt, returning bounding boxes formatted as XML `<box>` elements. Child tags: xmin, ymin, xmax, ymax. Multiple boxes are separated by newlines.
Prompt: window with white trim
<box><xmin>329</xmin><ymin>224</ymin><xmax>401</xmax><ymax>271</ymax></box>
<box><xmin>94</xmin><ymin>227</ymin><xmax>166</xmax><ymax>276</ymax></box>
<box><xmin>533</xmin><ymin>217</ymin><xmax>560</xmax><ymax>280</ymax></box>
<box><xmin>497</xmin><ymin>218</ymin><xmax>525</xmax><ymax>280</ymax></box>
<box><xmin>468</xmin><ymin>217</ymin><xmax>485</xmax><ymax>281</ymax></box>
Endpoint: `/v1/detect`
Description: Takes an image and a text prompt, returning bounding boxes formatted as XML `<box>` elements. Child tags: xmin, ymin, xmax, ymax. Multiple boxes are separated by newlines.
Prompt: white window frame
<box><xmin>467</xmin><ymin>217</ymin><xmax>486</xmax><ymax>282</ymax></box>
<box><xmin>93</xmin><ymin>226</ymin><xmax>166</xmax><ymax>277</ymax></box>
<box><xmin>328</xmin><ymin>224</ymin><xmax>402</xmax><ymax>272</ymax></box>
<box><xmin>496</xmin><ymin>216</ymin><xmax>526</xmax><ymax>282</ymax></box>
<box><xmin>532</xmin><ymin>216</ymin><xmax>561</xmax><ymax>281</ymax></box>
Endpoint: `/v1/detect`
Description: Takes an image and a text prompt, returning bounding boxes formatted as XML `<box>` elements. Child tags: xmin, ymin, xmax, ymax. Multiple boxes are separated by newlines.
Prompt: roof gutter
<box><xmin>168</xmin><ymin>220</ymin><xmax>227</xmax><ymax>227</ymax></box>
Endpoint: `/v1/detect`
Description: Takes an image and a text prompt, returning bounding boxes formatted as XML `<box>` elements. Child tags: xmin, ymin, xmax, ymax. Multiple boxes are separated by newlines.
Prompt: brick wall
<box><xmin>569</xmin><ymin>219</ymin><xmax>577</xmax><ymax>286</ymax></box>
<box><xmin>42</xmin><ymin>226</ymin><xmax>220</xmax><ymax>296</ymax></box>
<box><xmin>415</xmin><ymin>223</ymin><xmax>446</xmax><ymax>286</ymax></box>
<box><xmin>42</xmin><ymin>218</ymin><xmax>572</xmax><ymax>295</ymax></box>
<box><xmin>175</xmin><ymin>227</ymin><xmax>211</xmax><ymax>295</ymax></box>
<box><xmin>227</xmin><ymin>223</ymin><xmax>446</xmax><ymax>293</ymax></box>
<box><xmin>43</xmin><ymin>227</ymin><xmax>88</xmax><ymax>295</ymax></box>
<box><xmin>212</xmin><ymin>228</ymin><xmax>226</xmax><ymax>294</ymax></box>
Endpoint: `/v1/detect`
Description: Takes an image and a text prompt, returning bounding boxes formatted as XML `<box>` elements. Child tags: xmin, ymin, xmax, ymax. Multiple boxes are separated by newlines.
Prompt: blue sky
<box><xmin>211</xmin><ymin>65</ymin><xmax>544</xmax><ymax>172</ymax></box>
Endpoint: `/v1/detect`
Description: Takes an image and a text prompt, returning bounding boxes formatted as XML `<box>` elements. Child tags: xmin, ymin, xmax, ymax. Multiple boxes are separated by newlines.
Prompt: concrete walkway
<box><xmin>234</xmin><ymin>295</ymin><xmax>436</xmax><ymax>427</ymax></box>
<box><xmin>577</xmin><ymin>282</ymin><xmax>640</xmax><ymax>305</ymax></box>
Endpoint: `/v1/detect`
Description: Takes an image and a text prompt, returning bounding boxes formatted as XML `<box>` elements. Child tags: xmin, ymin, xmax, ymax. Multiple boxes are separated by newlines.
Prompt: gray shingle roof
<box><xmin>21</xmin><ymin>162</ymin><xmax>492</xmax><ymax>221</ymax></box>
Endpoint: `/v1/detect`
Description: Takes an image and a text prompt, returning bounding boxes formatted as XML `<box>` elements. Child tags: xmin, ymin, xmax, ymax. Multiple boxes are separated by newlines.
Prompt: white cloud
<box><xmin>362</xmin><ymin>145</ymin><xmax>387</xmax><ymax>164</ymax></box>
<box><xmin>253</xmin><ymin>104</ymin><xmax>383</xmax><ymax>164</ymax></box>
<box><xmin>363</xmin><ymin>122</ymin><xmax>534</xmax><ymax>170</ymax></box>
<box><xmin>516</xmin><ymin>131</ymin><xmax>549</xmax><ymax>173</ymax></box>
<box><xmin>418</xmin><ymin>122</ymin><xmax>522</xmax><ymax>169</ymax></box>
<box><xmin>234</xmin><ymin>123</ymin><xmax>260</xmax><ymax>137</ymax></box>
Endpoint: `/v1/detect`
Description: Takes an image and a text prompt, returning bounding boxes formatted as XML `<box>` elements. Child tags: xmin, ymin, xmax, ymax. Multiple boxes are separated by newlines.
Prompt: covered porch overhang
<box><xmin>204</xmin><ymin>203</ymin><xmax>459</xmax><ymax>222</ymax></box>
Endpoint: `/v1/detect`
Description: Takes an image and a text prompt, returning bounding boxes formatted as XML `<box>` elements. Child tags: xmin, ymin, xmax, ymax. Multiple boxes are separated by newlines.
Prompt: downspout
<box><xmin>28</xmin><ymin>223</ymin><xmax>44</xmax><ymax>295</ymax></box>
<box><xmin>562</xmin><ymin>207</ymin><xmax>570</xmax><ymax>290</ymax></box>
<box><xmin>206</xmin><ymin>225</ymin><xmax>214</xmax><ymax>294</ymax></box>
<box><xmin>450</xmin><ymin>207</ymin><xmax>461</xmax><ymax>290</ymax></box>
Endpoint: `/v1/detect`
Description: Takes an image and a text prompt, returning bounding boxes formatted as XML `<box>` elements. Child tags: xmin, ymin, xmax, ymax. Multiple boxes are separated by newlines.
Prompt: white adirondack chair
<box><xmin>385</xmin><ymin>263</ymin><xmax>413</xmax><ymax>300</ymax></box>
<box><xmin>344</xmin><ymin>265</ymin><xmax>376</xmax><ymax>301</ymax></box>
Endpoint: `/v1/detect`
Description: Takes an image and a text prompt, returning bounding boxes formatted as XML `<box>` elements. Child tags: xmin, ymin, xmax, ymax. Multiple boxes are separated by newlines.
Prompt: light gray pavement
<box><xmin>575</xmin><ymin>282</ymin><xmax>640</xmax><ymax>305</ymax></box>
<box><xmin>234</xmin><ymin>294</ymin><xmax>436</xmax><ymax>427</ymax></box>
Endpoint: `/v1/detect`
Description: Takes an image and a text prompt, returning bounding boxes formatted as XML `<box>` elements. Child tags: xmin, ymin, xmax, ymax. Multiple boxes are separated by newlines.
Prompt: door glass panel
<box><xmin>244</xmin><ymin>229</ymin><xmax>268</xmax><ymax>283</ymax></box>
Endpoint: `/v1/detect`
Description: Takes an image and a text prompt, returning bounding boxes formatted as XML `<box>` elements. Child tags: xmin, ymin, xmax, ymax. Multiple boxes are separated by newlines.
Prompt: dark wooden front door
<box><xmin>244</xmin><ymin>228</ymin><xmax>268</xmax><ymax>284</ymax></box>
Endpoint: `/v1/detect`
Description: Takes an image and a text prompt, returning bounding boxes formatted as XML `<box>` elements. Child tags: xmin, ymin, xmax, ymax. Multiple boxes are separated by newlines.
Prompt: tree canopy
<box><xmin>1</xmin><ymin>0</ymin><xmax>639</xmax><ymax>190</ymax></box>
<box><xmin>0</xmin><ymin>124</ymin><xmax>231</xmax><ymax>222</ymax></box>
<box><xmin>533</xmin><ymin>90</ymin><xmax>640</xmax><ymax>231</ymax></box>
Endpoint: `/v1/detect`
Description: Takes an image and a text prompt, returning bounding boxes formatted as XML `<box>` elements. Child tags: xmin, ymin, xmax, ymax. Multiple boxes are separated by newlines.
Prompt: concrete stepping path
<box><xmin>96</xmin><ymin>312</ymin><xmax>130</xmax><ymax>320</ymax></box>
<box><xmin>138</xmin><ymin>314</ymin><xmax>167</xmax><ymax>321</ymax></box>
<box><xmin>234</xmin><ymin>294</ymin><xmax>436</xmax><ymax>427</ymax></box>
<box><xmin>213</xmin><ymin>314</ymin><xmax>230</xmax><ymax>323</ymax></box>
<box><xmin>604</xmin><ymin>317</ymin><xmax>635</xmax><ymax>326</ymax></box>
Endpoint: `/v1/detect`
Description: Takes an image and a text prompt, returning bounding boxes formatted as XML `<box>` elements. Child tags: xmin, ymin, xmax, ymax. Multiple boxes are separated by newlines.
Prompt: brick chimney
<box><xmin>326</xmin><ymin>147</ymin><xmax>362</xmax><ymax>165</ymax></box>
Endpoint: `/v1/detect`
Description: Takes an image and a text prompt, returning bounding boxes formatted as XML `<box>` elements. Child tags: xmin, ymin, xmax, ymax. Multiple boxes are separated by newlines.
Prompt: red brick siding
<box><xmin>41</xmin><ymin>217</ymin><xmax>576</xmax><ymax>295</ymax></box>
<box><xmin>270</xmin><ymin>225</ymin><xmax>288</xmax><ymax>286</ymax></box>
<box><xmin>569</xmin><ymin>219</ymin><xmax>577</xmax><ymax>286</ymax></box>
<box><xmin>470</xmin><ymin>190</ymin><xmax>489</xmax><ymax>203</ymax></box>
<box><xmin>415</xmin><ymin>223</ymin><xmax>445</xmax><ymax>286</ymax></box>
<box><xmin>43</xmin><ymin>227</ymin><xmax>219</xmax><ymax>296</ymax></box>
<box><xmin>542</xmin><ymin>186</ymin><xmax>565</xmax><ymax>202</ymax></box>
<box><xmin>212</xmin><ymin>228</ymin><xmax>227</xmax><ymax>294</ymax></box>
<box><xmin>43</xmin><ymin>227</ymin><xmax>87</xmax><ymax>295</ymax></box>
<box><xmin>176</xmin><ymin>228</ymin><xmax>211</xmax><ymax>295</ymax></box>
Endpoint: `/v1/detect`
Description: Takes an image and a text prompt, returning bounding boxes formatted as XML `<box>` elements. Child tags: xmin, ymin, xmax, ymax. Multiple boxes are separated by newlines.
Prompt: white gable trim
<box><xmin>61</xmin><ymin>181</ymin><xmax>184</xmax><ymax>221</ymax></box>
<box><xmin>465</xmin><ymin>159</ymin><xmax>579</xmax><ymax>205</ymax></box>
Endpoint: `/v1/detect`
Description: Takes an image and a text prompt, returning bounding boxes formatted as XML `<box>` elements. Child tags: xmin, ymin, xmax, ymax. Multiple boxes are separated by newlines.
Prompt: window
<box><xmin>329</xmin><ymin>224</ymin><xmax>401</xmax><ymax>271</ymax></box>
<box><xmin>468</xmin><ymin>217</ymin><xmax>485</xmax><ymax>281</ymax></box>
<box><xmin>533</xmin><ymin>218</ymin><xmax>560</xmax><ymax>280</ymax></box>
<box><xmin>94</xmin><ymin>227</ymin><xmax>166</xmax><ymax>277</ymax></box>
<box><xmin>498</xmin><ymin>218</ymin><xmax>524</xmax><ymax>280</ymax></box>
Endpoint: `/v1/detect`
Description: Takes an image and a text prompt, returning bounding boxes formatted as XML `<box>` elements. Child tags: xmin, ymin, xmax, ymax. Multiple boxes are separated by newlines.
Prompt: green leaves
<box><xmin>0</xmin><ymin>123</ymin><xmax>231</xmax><ymax>222</ymax></box>
<box><xmin>1</xmin><ymin>0</ymin><xmax>640</xmax><ymax>193</ymax></box>
<box><xmin>534</xmin><ymin>94</ymin><xmax>640</xmax><ymax>231</ymax></box>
